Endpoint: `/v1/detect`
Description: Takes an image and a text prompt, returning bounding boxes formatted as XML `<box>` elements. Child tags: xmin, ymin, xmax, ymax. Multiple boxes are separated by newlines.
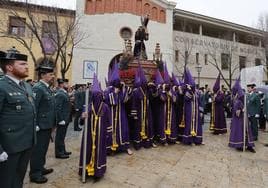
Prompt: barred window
<box><xmin>9</xmin><ymin>16</ymin><xmax>26</xmax><ymax>36</ymax></box>
<box><xmin>221</xmin><ymin>53</ymin><xmax>229</xmax><ymax>70</ymax></box>
<box><xmin>239</xmin><ymin>56</ymin><xmax>246</xmax><ymax>70</ymax></box>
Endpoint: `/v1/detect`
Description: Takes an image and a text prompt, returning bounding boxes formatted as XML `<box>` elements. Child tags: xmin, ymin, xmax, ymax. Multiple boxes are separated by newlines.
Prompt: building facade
<box><xmin>73</xmin><ymin>0</ymin><xmax>176</xmax><ymax>85</ymax></box>
<box><xmin>73</xmin><ymin>0</ymin><xmax>266</xmax><ymax>89</ymax></box>
<box><xmin>0</xmin><ymin>1</ymin><xmax>75</xmax><ymax>81</ymax></box>
<box><xmin>173</xmin><ymin>9</ymin><xmax>266</xmax><ymax>88</ymax></box>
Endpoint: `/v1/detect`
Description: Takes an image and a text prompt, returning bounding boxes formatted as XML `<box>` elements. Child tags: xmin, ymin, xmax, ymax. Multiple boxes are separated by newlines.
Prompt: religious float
<box><xmin>109</xmin><ymin>15</ymin><xmax>164</xmax><ymax>86</ymax></box>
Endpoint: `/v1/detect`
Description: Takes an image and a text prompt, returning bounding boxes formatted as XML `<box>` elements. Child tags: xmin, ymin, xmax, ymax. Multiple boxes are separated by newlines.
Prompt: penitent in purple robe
<box><xmin>229</xmin><ymin>95</ymin><xmax>255</xmax><ymax>148</ymax></box>
<box><xmin>213</xmin><ymin>91</ymin><xmax>227</xmax><ymax>134</ymax></box>
<box><xmin>79</xmin><ymin>102</ymin><xmax>111</xmax><ymax>178</ymax></box>
<box><xmin>104</xmin><ymin>85</ymin><xmax>131</xmax><ymax>152</ymax></box>
<box><xmin>182</xmin><ymin>88</ymin><xmax>203</xmax><ymax>145</ymax></box>
<box><xmin>156</xmin><ymin>88</ymin><xmax>178</xmax><ymax>144</ymax></box>
<box><xmin>131</xmin><ymin>87</ymin><xmax>154</xmax><ymax>149</ymax></box>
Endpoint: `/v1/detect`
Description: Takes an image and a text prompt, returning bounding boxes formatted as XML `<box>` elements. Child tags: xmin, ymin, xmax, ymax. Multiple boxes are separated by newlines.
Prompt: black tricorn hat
<box><xmin>0</xmin><ymin>47</ymin><xmax>27</xmax><ymax>62</ymax></box>
<box><xmin>57</xmin><ymin>78</ymin><xmax>68</xmax><ymax>84</ymax></box>
<box><xmin>36</xmin><ymin>58</ymin><xmax>54</xmax><ymax>73</ymax></box>
<box><xmin>246</xmin><ymin>83</ymin><xmax>256</xmax><ymax>87</ymax></box>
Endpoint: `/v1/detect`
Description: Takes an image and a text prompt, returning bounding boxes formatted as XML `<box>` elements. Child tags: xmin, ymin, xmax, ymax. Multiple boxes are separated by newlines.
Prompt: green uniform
<box><xmin>0</xmin><ymin>76</ymin><xmax>36</xmax><ymax>188</ymax></box>
<box><xmin>29</xmin><ymin>81</ymin><xmax>55</xmax><ymax>179</ymax></box>
<box><xmin>247</xmin><ymin>92</ymin><xmax>261</xmax><ymax>141</ymax></box>
<box><xmin>55</xmin><ymin>89</ymin><xmax>71</xmax><ymax>155</ymax></box>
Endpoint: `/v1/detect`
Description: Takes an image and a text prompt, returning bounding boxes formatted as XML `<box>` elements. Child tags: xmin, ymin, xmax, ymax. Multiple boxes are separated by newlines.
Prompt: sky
<box><xmin>15</xmin><ymin>0</ymin><xmax>268</xmax><ymax>28</ymax></box>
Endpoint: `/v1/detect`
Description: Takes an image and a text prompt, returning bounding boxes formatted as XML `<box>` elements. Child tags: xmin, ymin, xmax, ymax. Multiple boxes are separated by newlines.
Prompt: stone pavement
<box><xmin>24</xmin><ymin>117</ymin><xmax>268</xmax><ymax>188</ymax></box>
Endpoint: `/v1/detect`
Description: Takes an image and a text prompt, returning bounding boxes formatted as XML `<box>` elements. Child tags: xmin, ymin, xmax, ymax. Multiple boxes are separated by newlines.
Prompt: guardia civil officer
<box><xmin>29</xmin><ymin>59</ymin><xmax>55</xmax><ymax>184</ymax></box>
<box><xmin>55</xmin><ymin>78</ymin><xmax>72</xmax><ymax>159</ymax></box>
<box><xmin>0</xmin><ymin>47</ymin><xmax>36</xmax><ymax>188</ymax></box>
<box><xmin>247</xmin><ymin>83</ymin><xmax>261</xmax><ymax>141</ymax></box>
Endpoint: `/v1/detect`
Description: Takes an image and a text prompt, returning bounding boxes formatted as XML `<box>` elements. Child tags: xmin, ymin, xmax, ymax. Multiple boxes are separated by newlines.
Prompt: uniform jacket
<box><xmin>247</xmin><ymin>92</ymin><xmax>261</xmax><ymax>117</ymax></box>
<box><xmin>55</xmin><ymin>89</ymin><xmax>71</xmax><ymax>124</ymax></box>
<box><xmin>0</xmin><ymin>76</ymin><xmax>36</xmax><ymax>154</ymax></box>
<box><xmin>33</xmin><ymin>81</ymin><xmax>55</xmax><ymax>130</ymax></box>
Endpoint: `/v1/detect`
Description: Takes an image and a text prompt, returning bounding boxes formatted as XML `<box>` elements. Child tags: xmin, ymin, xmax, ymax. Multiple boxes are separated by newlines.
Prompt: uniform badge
<box><xmin>16</xmin><ymin>105</ymin><xmax>22</xmax><ymax>110</ymax></box>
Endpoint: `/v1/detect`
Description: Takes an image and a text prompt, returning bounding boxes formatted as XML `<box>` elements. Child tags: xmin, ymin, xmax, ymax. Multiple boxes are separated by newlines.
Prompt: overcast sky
<box><xmin>18</xmin><ymin>0</ymin><xmax>268</xmax><ymax>28</ymax></box>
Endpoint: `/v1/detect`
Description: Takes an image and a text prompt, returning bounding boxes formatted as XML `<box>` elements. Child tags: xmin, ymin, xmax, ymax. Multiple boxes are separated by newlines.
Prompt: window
<box><xmin>185</xmin><ymin>51</ymin><xmax>189</xmax><ymax>64</ymax></box>
<box><xmin>196</xmin><ymin>53</ymin><xmax>199</xmax><ymax>64</ymax></box>
<box><xmin>9</xmin><ymin>16</ymin><xmax>26</xmax><ymax>36</ymax></box>
<box><xmin>239</xmin><ymin>56</ymin><xmax>246</xmax><ymax>70</ymax></box>
<box><xmin>175</xmin><ymin>50</ymin><xmax>179</xmax><ymax>62</ymax></box>
<box><xmin>204</xmin><ymin>54</ymin><xmax>208</xmax><ymax>65</ymax></box>
<box><xmin>255</xmin><ymin>58</ymin><xmax>261</xmax><ymax>66</ymax></box>
<box><xmin>42</xmin><ymin>21</ymin><xmax>57</xmax><ymax>39</ymax></box>
<box><xmin>221</xmin><ymin>53</ymin><xmax>229</xmax><ymax>70</ymax></box>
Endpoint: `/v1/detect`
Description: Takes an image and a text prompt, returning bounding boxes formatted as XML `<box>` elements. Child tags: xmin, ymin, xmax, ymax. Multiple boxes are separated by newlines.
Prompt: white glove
<box><xmin>236</xmin><ymin>110</ymin><xmax>241</xmax><ymax>117</ymax></box>
<box><xmin>0</xmin><ymin>151</ymin><xmax>8</xmax><ymax>162</ymax></box>
<box><xmin>255</xmin><ymin>114</ymin><xmax>260</xmax><ymax>118</ymax></box>
<box><xmin>36</xmin><ymin>126</ymin><xmax>40</xmax><ymax>132</ymax></box>
<box><xmin>58</xmin><ymin>120</ymin><xmax>66</xmax><ymax>125</ymax></box>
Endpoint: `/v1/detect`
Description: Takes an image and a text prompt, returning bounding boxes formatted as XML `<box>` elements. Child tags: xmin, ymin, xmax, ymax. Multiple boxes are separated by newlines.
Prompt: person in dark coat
<box><xmin>54</xmin><ymin>78</ymin><xmax>72</xmax><ymax>159</ymax></box>
<box><xmin>0</xmin><ymin>47</ymin><xmax>36</xmax><ymax>188</ymax></box>
<box><xmin>247</xmin><ymin>83</ymin><xmax>261</xmax><ymax>141</ymax></box>
<box><xmin>29</xmin><ymin>59</ymin><xmax>55</xmax><ymax>184</ymax></box>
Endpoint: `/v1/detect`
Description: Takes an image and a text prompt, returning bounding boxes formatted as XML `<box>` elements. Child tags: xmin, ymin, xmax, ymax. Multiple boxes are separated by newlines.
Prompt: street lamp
<box><xmin>195</xmin><ymin>64</ymin><xmax>202</xmax><ymax>88</ymax></box>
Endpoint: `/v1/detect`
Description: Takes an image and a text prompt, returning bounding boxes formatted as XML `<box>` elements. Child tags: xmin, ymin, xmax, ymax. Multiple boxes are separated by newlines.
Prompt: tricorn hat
<box><xmin>0</xmin><ymin>47</ymin><xmax>27</xmax><ymax>62</ymax></box>
<box><xmin>36</xmin><ymin>58</ymin><xmax>54</xmax><ymax>73</ymax></box>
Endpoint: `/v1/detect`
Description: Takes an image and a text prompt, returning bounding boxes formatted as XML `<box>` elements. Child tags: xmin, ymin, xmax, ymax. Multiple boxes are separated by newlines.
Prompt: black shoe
<box><xmin>64</xmin><ymin>151</ymin><xmax>72</xmax><ymax>155</ymax></box>
<box><xmin>30</xmin><ymin>176</ymin><xmax>48</xmax><ymax>184</ymax></box>
<box><xmin>236</xmin><ymin>148</ymin><xmax>243</xmax><ymax>152</ymax></box>
<box><xmin>55</xmin><ymin>154</ymin><xmax>69</xmax><ymax>159</ymax></box>
<box><xmin>74</xmin><ymin>127</ymin><xmax>82</xmax><ymax>131</ymax></box>
<box><xmin>264</xmin><ymin>144</ymin><xmax>268</xmax><ymax>147</ymax></box>
<box><xmin>246</xmin><ymin>147</ymin><xmax>256</xmax><ymax>153</ymax></box>
<box><xmin>42</xmin><ymin>168</ymin><xmax>53</xmax><ymax>175</ymax></box>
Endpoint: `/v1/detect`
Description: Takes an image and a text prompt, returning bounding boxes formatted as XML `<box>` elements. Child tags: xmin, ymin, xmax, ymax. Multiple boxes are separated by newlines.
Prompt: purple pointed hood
<box><xmin>134</xmin><ymin>68</ymin><xmax>141</xmax><ymax>88</ymax></box>
<box><xmin>92</xmin><ymin>73</ymin><xmax>102</xmax><ymax>94</ymax></box>
<box><xmin>155</xmin><ymin>69</ymin><xmax>164</xmax><ymax>85</ymax></box>
<box><xmin>172</xmin><ymin>73</ymin><xmax>179</xmax><ymax>86</ymax></box>
<box><xmin>232</xmin><ymin>77</ymin><xmax>240</xmax><ymax>96</ymax></box>
<box><xmin>213</xmin><ymin>74</ymin><xmax>221</xmax><ymax>93</ymax></box>
<box><xmin>184</xmin><ymin>68</ymin><xmax>195</xmax><ymax>88</ymax></box>
<box><xmin>110</xmin><ymin>63</ymin><xmax>121</xmax><ymax>87</ymax></box>
<box><xmin>163</xmin><ymin>63</ymin><xmax>170</xmax><ymax>84</ymax></box>
<box><xmin>139</xmin><ymin>65</ymin><xmax>147</xmax><ymax>86</ymax></box>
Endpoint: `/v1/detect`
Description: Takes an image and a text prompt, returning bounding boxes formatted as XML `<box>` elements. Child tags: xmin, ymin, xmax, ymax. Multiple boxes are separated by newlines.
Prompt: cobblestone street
<box><xmin>24</xmin><ymin>117</ymin><xmax>268</xmax><ymax>188</ymax></box>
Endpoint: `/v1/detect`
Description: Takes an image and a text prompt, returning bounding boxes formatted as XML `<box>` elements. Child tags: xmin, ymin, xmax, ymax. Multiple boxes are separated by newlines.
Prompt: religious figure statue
<box><xmin>134</xmin><ymin>15</ymin><xmax>149</xmax><ymax>60</ymax></box>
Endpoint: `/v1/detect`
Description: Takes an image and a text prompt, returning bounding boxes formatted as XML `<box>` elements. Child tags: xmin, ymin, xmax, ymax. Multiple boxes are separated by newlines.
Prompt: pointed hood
<box><xmin>92</xmin><ymin>73</ymin><xmax>102</xmax><ymax>94</ymax></box>
<box><xmin>155</xmin><ymin>69</ymin><xmax>164</xmax><ymax>85</ymax></box>
<box><xmin>134</xmin><ymin>68</ymin><xmax>141</xmax><ymax>88</ymax></box>
<box><xmin>172</xmin><ymin>73</ymin><xmax>179</xmax><ymax>86</ymax></box>
<box><xmin>213</xmin><ymin>74</ymin><xmax>221</xmax><ymax>93</ymax></box>
<box><xmin>139</xmin><ymin>64</ymin><xmax>147</xmax><ymax>86</ymax></box>
<box><xmin>163</xmin><ymin>63</ymin><xmax>170</xmax><ymax>84</ymax></box>
<box><xmin>232</xmin><ymin>77</ymin><xmax>240</xmax><ymax>96</ymax></box>
<box><xmin>184</xmin><ymin>68</ymin><xmax>195</xmax><ymax>88</ymax></box>
<box><xmin>110</xmin><ymin>63</ymin><xmax>121</xmax><ymax>87</ymax></box>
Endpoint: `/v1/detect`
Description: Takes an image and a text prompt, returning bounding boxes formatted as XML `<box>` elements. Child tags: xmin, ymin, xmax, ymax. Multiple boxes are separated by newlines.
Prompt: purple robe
<box><xmin>131</xmin><ymin>87</ymin><xmax>154</xmax><ymax>149</ymax></box>
<box><xmin>213</xmin><ymin>91</ymin><xmax>227</xmax><ymax>134</ymax></box>
<box><xmin>229</xmin><ymin>95</ymin><xmax>255</xmax><ymax>148</ymax></box>
<box><xmin>182</xmin><ymin>89</ymin><xmax>203</xmax><ymax>145</ymax></box>
<box><xmin>156</xmin><ymin>88</ymin><xmax>178</xmax><ymax>144</ymax></box>
<box><xmin>104</xmin><ymin>85</ymin><xmax>131</xmax><ymax>152</ymax></box>
<box><xmin>79</xmin><ymin>102</ymin><xmax>110</xmax><ymax>177</ymax></box>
